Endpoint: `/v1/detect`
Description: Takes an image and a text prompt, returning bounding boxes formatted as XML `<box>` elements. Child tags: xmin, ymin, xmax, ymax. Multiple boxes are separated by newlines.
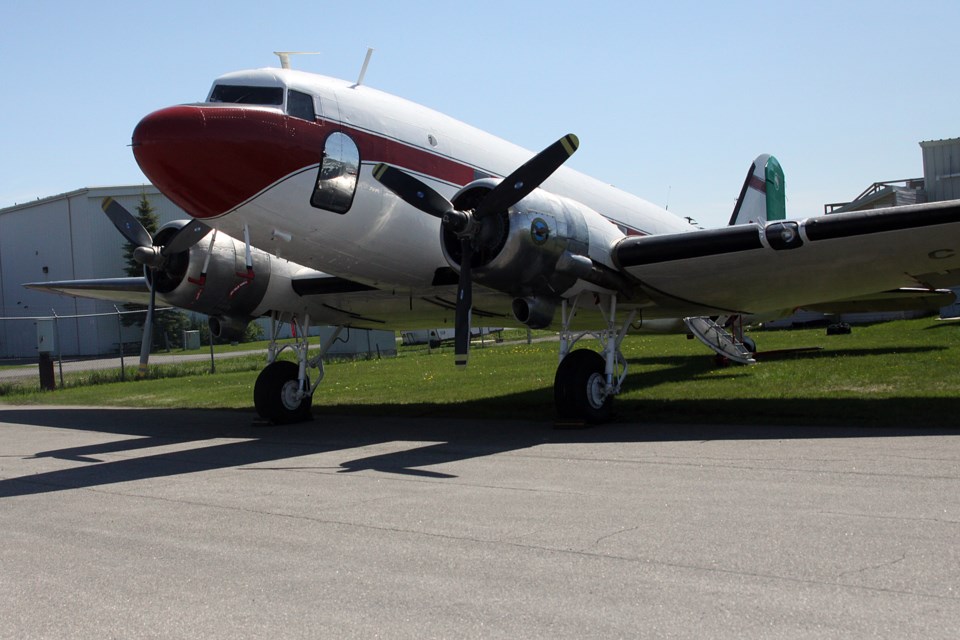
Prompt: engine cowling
<box><xmin>443</xmin><ymin>180</ymin><xmax>592</xmax><ymax>302</ymax></box>
<box><xmin>150</xmin><ymin>222</ymin><xmax>273</xmax><ymax>334</ymax></box>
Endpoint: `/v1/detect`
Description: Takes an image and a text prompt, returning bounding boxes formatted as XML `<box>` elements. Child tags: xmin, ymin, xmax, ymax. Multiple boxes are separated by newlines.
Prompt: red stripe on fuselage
<box><xmin>133</xmin><ymin>105</ymin><xmax>483</xmax><ymax>219</ymax></box>
<box><xmin>346</xmin><ymin>125</ymin><xmax>480</xmax><ymax>188</ymax></box>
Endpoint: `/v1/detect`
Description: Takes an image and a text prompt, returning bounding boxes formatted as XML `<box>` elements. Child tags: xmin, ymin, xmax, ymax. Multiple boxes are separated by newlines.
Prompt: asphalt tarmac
<box><xmin>1</xmin><ymin>406</ymin><xmax>958</xmax><ymax>638</ymax></box>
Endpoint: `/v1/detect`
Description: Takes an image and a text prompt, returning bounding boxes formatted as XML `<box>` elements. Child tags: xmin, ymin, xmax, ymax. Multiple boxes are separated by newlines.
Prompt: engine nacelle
<box><xmin>443</xmin><ymin>180</ymin><xmax>593</xmax><ymax>300</ymax></box>
<box><xmin>150</xmin><ymin>221</ymin><xmax>275</xmax><ymax>323</ymax></box>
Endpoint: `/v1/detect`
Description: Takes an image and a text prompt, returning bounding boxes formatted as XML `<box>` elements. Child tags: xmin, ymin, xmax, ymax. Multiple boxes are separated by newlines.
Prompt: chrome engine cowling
<box><xmin>443</xmin><ymin>180</ymin><xmax>592</xmax><ymax>301</ymax></box>
<box><xmin>150</xmin><ymin>222</ymin><xmax>273</xmax><ymax>334</ymax></box>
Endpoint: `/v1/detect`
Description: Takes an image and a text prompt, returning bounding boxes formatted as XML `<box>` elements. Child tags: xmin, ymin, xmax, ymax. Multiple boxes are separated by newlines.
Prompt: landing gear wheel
<box><xmin>254</xmin><ymin>360</ymin><xmax>313</xmax><ymax>424</ymax></box>
<box><xmin>554</xmin><ymin>349</ymin><xmax>613</xmax><ymax>425</ymax></box>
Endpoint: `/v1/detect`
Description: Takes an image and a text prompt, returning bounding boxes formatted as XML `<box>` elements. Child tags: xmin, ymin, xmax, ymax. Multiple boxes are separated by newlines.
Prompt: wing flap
<box><xmin>613</xmin><ymin>200</ymin><xmax>960</xmax><ymax>315</ymax></box>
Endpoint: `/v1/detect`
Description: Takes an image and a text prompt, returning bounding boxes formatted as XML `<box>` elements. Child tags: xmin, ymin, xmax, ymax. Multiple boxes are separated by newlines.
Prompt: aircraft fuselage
<box><xmin>133</xmin><ymin>68</ymin><xmax>691</xmax><ymax>294</ymax></box>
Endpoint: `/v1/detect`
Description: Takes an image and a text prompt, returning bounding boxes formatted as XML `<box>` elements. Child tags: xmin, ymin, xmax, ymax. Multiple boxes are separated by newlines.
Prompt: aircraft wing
<box><xmin>613</xmin><ymin>200</ymin><xmax>960</xmax><ymax>316</ymax></box>
<box><xmin>24</xmin><ymin>277</ymin><xmax>152</xmax><ymax>305</ymax></box>
<box><xmin>802</xmin><ymin>288</ymin><xmax>956</xmax><ymax>314</ymax></box>
<box><xmin>22</xmin><ymin>271</ymin><xmax>496</xmax><ymax>332</ymax></box>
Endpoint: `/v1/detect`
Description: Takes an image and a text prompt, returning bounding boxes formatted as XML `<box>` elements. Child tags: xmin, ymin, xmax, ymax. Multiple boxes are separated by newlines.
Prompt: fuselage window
<box><xmin>287</xmin><ymin>90</ymin><xmax>316</xmax><ymax>122</ymax></box>
<box><xmin>208</xmin><ymin>85</ymin><xmax>284</xmax><ymax>105</ymax></box>
<box><xmin>311</xmin><ymin>132</ymin><xmax>360</xmax><ymax>214</ymax></box>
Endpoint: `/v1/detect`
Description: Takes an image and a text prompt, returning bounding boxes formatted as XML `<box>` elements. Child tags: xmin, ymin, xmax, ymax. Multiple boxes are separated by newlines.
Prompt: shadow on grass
<box><xmin>922</xmin><ymin>319</ymin><xmax>960</xmax><ymax>329</ymax></box>
<box><xmin>627</xmin><ymin>345</ymin><xmax>945</xmax><ymax>367</ymax></box>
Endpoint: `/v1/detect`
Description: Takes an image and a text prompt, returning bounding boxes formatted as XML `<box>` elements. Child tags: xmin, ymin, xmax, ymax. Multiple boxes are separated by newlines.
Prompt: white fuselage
<box><xmin>136</xmin><ymin>68</ymin><xmax>691</xmax><ymax>293</ymax></box>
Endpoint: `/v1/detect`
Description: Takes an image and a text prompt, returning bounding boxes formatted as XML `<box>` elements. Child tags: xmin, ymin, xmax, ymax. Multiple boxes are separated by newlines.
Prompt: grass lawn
<box><xmin>2</xmin><ymin>317</ymin><xmax>958</xmax><ymax>427</ymax></box>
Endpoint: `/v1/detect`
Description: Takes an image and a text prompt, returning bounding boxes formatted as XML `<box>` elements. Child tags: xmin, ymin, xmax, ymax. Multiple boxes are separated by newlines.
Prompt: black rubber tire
<box><xmin>254</xmin><ymin>360</ymin><xmax>313</xmax><ymax>424</ymax></box>
<box><xmin>553</xmin><ymin>349</ymin><xmax>613</xmax><ymax>424</ymax></box>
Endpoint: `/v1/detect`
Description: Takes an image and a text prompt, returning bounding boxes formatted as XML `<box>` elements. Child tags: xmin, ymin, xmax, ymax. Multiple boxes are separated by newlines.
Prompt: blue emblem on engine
<box><xmin>530</xmin><ymin>218</ymin><xmax>550</xmax><ymax>245</ymax></box>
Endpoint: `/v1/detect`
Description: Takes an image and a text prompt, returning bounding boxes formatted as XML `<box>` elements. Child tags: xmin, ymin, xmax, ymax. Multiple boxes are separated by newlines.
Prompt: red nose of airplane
<box><xmin>133</xmin><ymin>105</ymin><xmax>323</xmax><ymax>219</ymax></box>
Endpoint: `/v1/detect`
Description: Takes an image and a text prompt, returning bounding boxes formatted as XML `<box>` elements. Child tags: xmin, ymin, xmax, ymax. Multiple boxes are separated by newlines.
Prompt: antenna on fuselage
<box><xmin>352</xmin><ymin>47</ymin><xmax>375</xmax><ymax>88</ymax></box>
<box><xmin>273</xmin><ymin>51</ymin><xmax>321</xmax><ymax>70</ymax></box>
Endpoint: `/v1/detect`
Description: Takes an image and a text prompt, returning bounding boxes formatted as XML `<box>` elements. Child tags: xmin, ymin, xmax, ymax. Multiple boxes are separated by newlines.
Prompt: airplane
<box><xmin>27</xmin><ymin>56</ymin><xmax>960</xmax><ymax>425</ymax></box>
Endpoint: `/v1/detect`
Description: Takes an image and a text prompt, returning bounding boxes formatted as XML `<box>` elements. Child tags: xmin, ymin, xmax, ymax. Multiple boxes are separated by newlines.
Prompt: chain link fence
<box><xmin>0</xmin><ymin>308</ymin><xmax>228</xmax><ymax>390</ymax></box>
<box><xmin>1</xmin><ymin>309</ymin><xmax>397</xmax><ymax>393</ymax></box>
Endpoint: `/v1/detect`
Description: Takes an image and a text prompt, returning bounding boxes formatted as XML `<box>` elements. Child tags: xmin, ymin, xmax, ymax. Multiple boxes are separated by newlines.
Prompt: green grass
<box><xmin>2</xmin><ymin>318</ymin><xmax>959</xmax><ymax>426</ymax></box>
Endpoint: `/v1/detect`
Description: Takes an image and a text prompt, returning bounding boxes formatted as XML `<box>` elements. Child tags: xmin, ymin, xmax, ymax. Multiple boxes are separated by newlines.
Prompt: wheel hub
<box><xmin>586</xmin><ymin>372</ymin><xmax>607</xmax><ymax>409</ymax></box>
<box><xmin>280</xmin><ymin>380</ymin><xmax>302</xmax><ymax>411</ymax></box>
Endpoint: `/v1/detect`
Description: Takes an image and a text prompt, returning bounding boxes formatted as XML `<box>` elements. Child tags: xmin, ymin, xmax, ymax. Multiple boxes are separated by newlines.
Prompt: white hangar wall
<box><xmin>0</xmin><ymin>185</ymin><xmax>184</xmax><ymax>358</ymax></box>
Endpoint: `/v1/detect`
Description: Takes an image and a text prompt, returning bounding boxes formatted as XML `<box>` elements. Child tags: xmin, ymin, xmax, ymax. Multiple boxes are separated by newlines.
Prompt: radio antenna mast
<box><xmin>273</xmin><ymin>51</ymin><xmax>321</xmax><ymax>70</ymax></box>
<box><xmin>353</xmin><ymin>47</ymin><xmax>375</xmax><ymax>87</ymax></box>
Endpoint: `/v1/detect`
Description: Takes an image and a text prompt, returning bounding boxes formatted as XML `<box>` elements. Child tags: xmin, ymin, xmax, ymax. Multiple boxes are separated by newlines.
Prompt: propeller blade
<box><xmin>137</xmin><ymin>269</ymin><xmax>156</xmax><ymax>379</ymax></box>
<box><xmin>454</xmin><ymin>236</ymin><xmax>473</xmax><ymax>368</ymax></box>
<box><xmin>102</xmin><ymin>197</ymin><xmax>152</xmax><ymax>248</ymax></box>
<box><xmin>161</xmin><ymin>220</ymin><xmax>212</xmax><ymax>256</ymax></box>
<box><xmin>474</xmin><ymin>133</ymin><xmax>579</xmax><ymax>219</ymax></box>
<box><xmin>372</xmin><ymin>163</ymin><xmax>455</xmax><ymax>219</ymax></box>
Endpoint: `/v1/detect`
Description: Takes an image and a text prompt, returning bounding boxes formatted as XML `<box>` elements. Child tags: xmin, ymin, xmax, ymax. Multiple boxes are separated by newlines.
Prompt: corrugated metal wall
<box><xmin>921</xmin><ymin>138</ymin><xmax>960</xmax><ymax>202</ymax></box>
<box><xmin>0</xmin><ymin>186</ymin><xmax>185</xmax><ymax>357</ymax></box>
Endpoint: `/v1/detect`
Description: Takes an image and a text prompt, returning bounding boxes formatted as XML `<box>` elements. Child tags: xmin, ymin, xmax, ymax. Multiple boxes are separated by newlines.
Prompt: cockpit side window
<box><xmin>311</xmin><ymin>132</ymin><xmax>360</xmax><ymax>214</ymax></box>
<box><xmin>287</xmin><ymin>90</ymin><xmax>316</xmax><ymax>122</ymax></box>
<box><xmin>209</xmin><ymin>85</ymin><xmax>284</xmax><ymax>105</ymax></box>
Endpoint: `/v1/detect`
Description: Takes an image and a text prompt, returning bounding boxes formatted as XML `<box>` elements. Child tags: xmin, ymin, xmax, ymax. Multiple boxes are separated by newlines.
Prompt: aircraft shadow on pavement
<box><xmin>2</xmin><ymin>389</ymin><xmax>959</xmax><ymax>500</ymax></box>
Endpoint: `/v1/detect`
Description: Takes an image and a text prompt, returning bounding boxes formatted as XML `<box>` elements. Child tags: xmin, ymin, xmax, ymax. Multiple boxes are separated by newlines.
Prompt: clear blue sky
<box><xmin>2</xmin><ymin>0</ymin><xmax>957</xmax><ymax>228</ymax></box>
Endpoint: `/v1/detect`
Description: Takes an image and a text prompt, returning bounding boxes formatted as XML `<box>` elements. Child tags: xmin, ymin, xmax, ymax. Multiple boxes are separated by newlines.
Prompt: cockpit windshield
<box><xmin>208</xmin><ymin>85</ymin><xmax>284</xmax><ymax>105</ymax></box>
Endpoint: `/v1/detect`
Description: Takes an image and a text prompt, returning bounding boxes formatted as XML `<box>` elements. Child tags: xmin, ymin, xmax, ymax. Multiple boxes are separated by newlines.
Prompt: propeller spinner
<box><xmin>373</xmin><ymin>133</ymin><xmax>579</xmax><ymax>367</ymax></box>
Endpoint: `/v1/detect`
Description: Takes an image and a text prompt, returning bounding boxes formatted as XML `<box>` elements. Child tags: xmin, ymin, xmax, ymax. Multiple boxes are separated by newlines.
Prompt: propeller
<box><xmin>101</xmin><ymin>197</ymin><xmax>212</xmax><ymax>376</ymax></box>
<box><xmin>454</xmin><ymin>235</ymin><xmax>473</xmax><ymax>367</ymax></box>
<box><xmin>373</xmin><ymin>133</ymin><xmax>579</xmax><ymax>367</ymax></box>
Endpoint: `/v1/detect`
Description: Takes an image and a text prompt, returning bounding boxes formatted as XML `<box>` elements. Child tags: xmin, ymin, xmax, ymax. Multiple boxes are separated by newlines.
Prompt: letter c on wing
<box><xmin>929</xmin><ymin>248</ymin><xmax>956</xmax><ymax>260</ymax></box>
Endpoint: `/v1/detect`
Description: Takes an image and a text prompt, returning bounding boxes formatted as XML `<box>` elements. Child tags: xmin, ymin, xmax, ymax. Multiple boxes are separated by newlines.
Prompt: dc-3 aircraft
<box><xmin>29</xmin><ymin>55</ymin><xmax>960</xmax><ymax>424</ymax></box>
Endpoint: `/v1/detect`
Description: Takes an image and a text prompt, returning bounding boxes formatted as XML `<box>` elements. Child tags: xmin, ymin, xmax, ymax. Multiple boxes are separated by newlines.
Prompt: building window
<box><xmin>287</xmin><ymin>90</ymin><xmax>316</xmax><ymax>122</ymax></box>
<box><xmin>310</xmin><ymin>132</ymin><xmax>360</xmax><ymax>214</ymax></box>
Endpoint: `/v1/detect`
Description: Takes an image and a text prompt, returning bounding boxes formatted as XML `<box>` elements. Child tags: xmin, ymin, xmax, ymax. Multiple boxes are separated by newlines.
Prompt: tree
<box><xmin>121</xmin><ymin>193</ymin><xmax>189</xmax><ymax>349</ymax></box>
<box><xmin>122</xmin><ymin>193</ymin><xmax>160</xmax><ymax>278</ymax></box>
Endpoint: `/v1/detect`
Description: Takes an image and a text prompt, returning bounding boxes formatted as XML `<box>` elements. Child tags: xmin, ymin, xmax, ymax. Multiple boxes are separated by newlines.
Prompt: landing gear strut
<box><xmin>253</xmin><ymin>312</ymin><xmax>344</xmax><ymax>424</ymax></box>
<box><xmin>553</xmin><ymin>295</ymin><xmax>635</xmax><ymax>425</ymax></box>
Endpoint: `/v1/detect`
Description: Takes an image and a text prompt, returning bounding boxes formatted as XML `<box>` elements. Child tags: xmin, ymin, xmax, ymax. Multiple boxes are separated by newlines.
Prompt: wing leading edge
<box><xmin>613</xmin><ymin>200</ymin><xmax>960</xmax><ymax>316</ymax></box>
<box><xmin>24</xmin><ymin>277</ymin><xmax>152</xmax><ymax>305</ymax></box>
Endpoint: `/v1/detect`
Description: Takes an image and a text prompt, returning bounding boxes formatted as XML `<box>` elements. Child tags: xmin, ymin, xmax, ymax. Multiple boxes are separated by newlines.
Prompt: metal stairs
<box><xmin>683</xmin><ymin>316</ymin><xmax>756</xmax><ymax>365</ymax></box>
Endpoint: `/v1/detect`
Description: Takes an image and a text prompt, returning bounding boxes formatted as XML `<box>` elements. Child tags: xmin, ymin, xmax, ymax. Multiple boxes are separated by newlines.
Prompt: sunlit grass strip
<box><xmin>2</xmin><ymin>318</ymin><xmax>958</xmax><ymax>426</ymax></box>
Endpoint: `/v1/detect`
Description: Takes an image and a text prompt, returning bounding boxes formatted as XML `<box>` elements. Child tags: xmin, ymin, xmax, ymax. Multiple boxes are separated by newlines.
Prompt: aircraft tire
<box><xmin>553</xmin><ymin>349</ymin><xmax>613</xmax><ymax>424</ymax></box>
<box><xmin>254</xmin><ymin>360</ymin><xmax>313</xmax><ymax>424</ymax></box>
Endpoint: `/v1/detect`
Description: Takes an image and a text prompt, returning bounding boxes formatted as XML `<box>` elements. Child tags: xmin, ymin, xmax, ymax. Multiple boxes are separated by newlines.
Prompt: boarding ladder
<box><xmin>683</xmin><ymin>316</ymin><xmax>756</xmax><ymax>365</ymax></box>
